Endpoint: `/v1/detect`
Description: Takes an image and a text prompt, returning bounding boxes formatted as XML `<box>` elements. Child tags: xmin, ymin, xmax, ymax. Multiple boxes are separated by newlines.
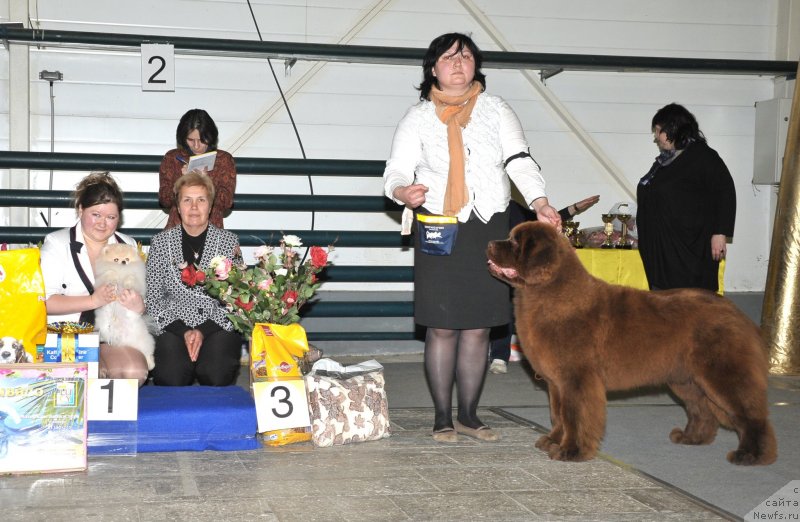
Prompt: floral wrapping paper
<box><xmin>304</xmin><ymin>370</ymin><xmax>390</xmax><ymax>447</ymax></box>
<box><xmin>0</xmin><ymin>364</ymin><xmax>88</xmax><ymax>475</ymax></box>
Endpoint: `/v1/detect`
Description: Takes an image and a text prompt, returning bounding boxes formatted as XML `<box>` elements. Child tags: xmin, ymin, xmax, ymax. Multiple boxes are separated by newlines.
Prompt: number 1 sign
<box><xmin>141</xmin><ymin>43</ymin><xmax>175</xmax><ymax>92</ymax></box>
<box><xmin>87</xmin><ymin>379</ymin><xmax>139</xmax><ymax>421</ymax></box>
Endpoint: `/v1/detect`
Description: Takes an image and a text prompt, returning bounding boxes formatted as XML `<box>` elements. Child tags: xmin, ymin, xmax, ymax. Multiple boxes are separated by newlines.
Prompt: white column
<box><xmin>777</xmin><ymin>0</ymin><xmax>800</xmax><ymax>62</ymax></box>
<box><xmin>4</xmin><ymin>0</ymin><xmax>31</xmax><ymax>229</ymax></box>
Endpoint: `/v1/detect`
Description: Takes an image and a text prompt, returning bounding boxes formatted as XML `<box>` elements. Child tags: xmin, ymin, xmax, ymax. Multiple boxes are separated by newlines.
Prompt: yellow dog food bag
<box><xmin>250</xmin><ymin>323</ymin><xmax>312</xmax><ymax>446</ymax></box>
<box><xmin>0</xmin><ymin>247</ymin><xmax>48</xmax><ymax>361</ymax></box>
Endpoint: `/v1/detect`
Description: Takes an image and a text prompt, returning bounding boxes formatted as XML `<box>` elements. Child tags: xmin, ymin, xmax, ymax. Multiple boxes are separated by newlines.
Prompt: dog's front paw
<box><xmin>669</xmin><ymin>427</ymin><xmax>686</xmax><ymax>443</ymax></box>
<box><xmin>549</xmin><ymin>444</ymin><xmax>592</xmax><ymax>462</ymax></box>
<box><xmin>535</xmin><ymin>435</ymin><xmax>558</xmax><ymax>452</ymax></box>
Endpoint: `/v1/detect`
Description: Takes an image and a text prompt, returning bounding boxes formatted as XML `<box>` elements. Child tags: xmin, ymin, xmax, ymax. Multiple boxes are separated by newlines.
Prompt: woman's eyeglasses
<box><xmin>439</xmin><ymin>52</ymin><xmax>474</xmax><ymax>64</ymax></box>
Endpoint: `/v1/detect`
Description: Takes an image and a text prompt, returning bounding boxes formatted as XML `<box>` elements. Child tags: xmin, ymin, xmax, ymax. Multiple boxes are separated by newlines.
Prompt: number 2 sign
<box><xmin>141</xmin><ymin>43</ymin><xmax>175</xmax><ymax>92</ymax></box>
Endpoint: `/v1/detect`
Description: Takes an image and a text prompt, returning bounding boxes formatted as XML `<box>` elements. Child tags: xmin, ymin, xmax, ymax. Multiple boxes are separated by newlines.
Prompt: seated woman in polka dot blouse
<box><xmin>145</xmin><ymin>171</ymin><xmax>243</xmax><ymax>386</ymax></box>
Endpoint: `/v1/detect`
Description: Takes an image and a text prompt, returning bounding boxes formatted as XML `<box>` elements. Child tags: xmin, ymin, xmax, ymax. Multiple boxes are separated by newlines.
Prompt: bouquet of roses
<box><xmin>180</xmin><ymin>234</ymin><xmax>331</xmax><ymax>338</ymax></box>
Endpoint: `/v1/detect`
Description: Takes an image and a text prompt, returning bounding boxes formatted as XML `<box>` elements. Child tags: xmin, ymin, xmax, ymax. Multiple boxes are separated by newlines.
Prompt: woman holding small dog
<box><xmin>159</xmin><ymin>108</ymin><xmax>237</xmax><ymax>229</ymax></box>
<box><xmin>637</xmin><ymin>103</ymin><xmax>736</xmax><ymax>291</ymax></box>
<box><xmin>383</xmin><ymin>33</ymin><xmax>561</xmax><ymax>442</ymax></box>
<box><xmin>146</xmin><ymin>171</ymin><xmax>243</xmax><ymax>386</ymax></box>
<box><xmin>40</xmin><ymin>171</ymin><xmax>150</xmax><ymax>386</ymax></box>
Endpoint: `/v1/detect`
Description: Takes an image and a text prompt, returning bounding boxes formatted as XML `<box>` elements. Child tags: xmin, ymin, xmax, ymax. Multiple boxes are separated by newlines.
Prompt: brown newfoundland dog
<box><xmin>486</xmin><ymin>221</ymin><xmax>777</xmax><ymax>465</ymax></box>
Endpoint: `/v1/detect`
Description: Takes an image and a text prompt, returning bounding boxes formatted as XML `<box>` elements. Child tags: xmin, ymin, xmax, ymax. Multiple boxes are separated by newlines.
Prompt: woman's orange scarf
<box><xmin>429</xmin><ymin>81</ymin><xmax>483</xmax><ymax>216</ymax></box>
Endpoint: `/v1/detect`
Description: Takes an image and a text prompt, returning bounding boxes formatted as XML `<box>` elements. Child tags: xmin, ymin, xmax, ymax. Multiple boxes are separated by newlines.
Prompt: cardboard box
<box><xmin>0</xmin><ymin>363</ymin><xmax>88</xmax><ymax>475</ymax></box>
<box><xmin>38</xmin><ymin>333</ymin><xmax>99</xmax><ymax>378</ymax></box>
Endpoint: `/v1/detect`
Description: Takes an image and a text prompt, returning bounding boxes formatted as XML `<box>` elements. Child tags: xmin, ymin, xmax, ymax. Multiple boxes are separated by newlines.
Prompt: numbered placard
<box><xmin>253</xmin><ymin>379</ymin><xmax>311</xmax><ymax>433</ymax></box>
<box><xmin>141</xmin><ymin>43</ymin><xmax>175</xmax><ymax>92</ymax></box>
<box><xmin>88</xmin><ymin>379</ymin><xmax>139</xmax><ymax>421</ymax></box>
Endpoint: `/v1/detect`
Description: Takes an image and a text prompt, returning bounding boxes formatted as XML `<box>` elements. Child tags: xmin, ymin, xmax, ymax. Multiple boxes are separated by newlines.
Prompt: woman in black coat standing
<box><xmin>637</xmin><ymin>103</ymin><xmax>736</xmax><ymax>292</ymax></box>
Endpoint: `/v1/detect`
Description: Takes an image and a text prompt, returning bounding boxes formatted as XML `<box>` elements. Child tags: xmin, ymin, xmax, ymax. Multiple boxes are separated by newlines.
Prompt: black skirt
<box><xmin>414</xmin><ymin>208</ymin><xmax>511</xmax><ymax>329</ymax></box>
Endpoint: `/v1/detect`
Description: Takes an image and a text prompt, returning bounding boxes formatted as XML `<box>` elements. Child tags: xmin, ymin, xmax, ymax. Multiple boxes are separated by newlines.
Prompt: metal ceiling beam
<box><xmin>1</xmin><ymin>26</ymin><xmax>795</xmax><ymax>77</ymax></box>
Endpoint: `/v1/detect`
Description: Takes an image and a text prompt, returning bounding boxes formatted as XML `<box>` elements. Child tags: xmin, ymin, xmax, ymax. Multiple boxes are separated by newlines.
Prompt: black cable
<box><xmin>245</xmin><ymin>0</ymin><xmax>316</xmax><ymax>258</ymax></box>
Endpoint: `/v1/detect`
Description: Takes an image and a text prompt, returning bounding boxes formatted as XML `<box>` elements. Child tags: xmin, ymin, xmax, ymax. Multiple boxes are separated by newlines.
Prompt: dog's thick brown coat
<box><xmin>487</xmin><ymin>221</ymin><xmax>777</xmax><ymax>465</ymax></box>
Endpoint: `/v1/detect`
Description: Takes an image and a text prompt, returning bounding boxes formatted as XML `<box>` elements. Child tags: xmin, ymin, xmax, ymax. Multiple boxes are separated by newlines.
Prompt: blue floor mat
<box><xmin>89</xmin><ymin>385</ymin><xmax>259</xmax><ymax>453</ymax></box>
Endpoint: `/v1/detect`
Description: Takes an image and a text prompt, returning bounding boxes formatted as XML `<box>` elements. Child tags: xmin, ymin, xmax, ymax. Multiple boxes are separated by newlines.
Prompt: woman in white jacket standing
<box><xmin>383</xmin><ymin>33</ymin><xmax>561</xmax><ymax>442</ymax></box>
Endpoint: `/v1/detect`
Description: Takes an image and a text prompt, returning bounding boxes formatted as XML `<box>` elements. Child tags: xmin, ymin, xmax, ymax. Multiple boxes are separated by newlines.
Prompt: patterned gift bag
<box><xmin>305</xmin><ymin>366</ymin><xmax>391</xmax><ymax>447</ymax></box>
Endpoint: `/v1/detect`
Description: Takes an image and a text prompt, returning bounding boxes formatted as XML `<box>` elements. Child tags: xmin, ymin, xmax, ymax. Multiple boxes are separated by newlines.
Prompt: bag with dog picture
<box><xmin>416</xmin><ymin>213</ymin><xmax>459</xmax><ymax>256</ymax></box>
<box><xmin>0</xmin><ymin>247</ymin><xmax>47</xmax><ymax>363</ymax></box>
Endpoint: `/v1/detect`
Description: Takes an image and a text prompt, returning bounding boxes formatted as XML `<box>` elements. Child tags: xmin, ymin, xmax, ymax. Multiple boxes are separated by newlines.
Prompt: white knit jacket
<box><xmin>383</xmin><ymin>92</ymin><xmax>548</xmax><ymax>223</ymax></box>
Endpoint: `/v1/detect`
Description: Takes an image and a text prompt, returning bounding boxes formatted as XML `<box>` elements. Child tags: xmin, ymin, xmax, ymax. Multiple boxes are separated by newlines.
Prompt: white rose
<box><xmin>209</xmin><ymin>255</ymin><xmax>226</xmax><ymax>269</ymax></box>
<box><xmin>282</xmin><ymin>235</ymin><xmax>303</xmax><ymax>248</ymax></box>
<box><xmin>274</xmin><ymin>268</ymin><xmax>288</xmax><ymax>277</ymax></box>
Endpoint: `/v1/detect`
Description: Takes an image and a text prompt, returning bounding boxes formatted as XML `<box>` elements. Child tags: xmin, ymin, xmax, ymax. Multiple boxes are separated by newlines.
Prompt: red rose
<box><xmin>310</xmin><ymin>274</ymin><xmax>317</xmax><ymax>284</ymax></box>
<box><xmin>181</xmin><ymin>265</ymin><xmax>198</xmax><ymax>286</ymax></box>
<box><xmin>235</xmin><ymin>296</ymin><xmax>255</xmax><ymax>312</ymax></box>
<box><xmin>310</xmin><ymin>246</ymin><xmax>328</xmax><ymax>268</ymax></box>
<box><xmin>195</xmin><ymin>271</ymin><xmax>206</xmax><ymax>283</ymax></box>
<box><xmin>281</xmin><ymin>290</ymin><xmax>298</xmax><ymax>305</ymax></box>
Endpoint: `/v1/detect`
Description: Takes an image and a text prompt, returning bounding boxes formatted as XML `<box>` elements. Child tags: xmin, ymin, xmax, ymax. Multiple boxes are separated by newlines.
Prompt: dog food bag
<box><xmin>0</xmin><ymin>248</ymin><xmax>47</xmax><ymax>362</ymax></box>
<box><xmin>250</xmin><ymin>323</ymin><xmax>312</xmax><ymax>446</ymax></box>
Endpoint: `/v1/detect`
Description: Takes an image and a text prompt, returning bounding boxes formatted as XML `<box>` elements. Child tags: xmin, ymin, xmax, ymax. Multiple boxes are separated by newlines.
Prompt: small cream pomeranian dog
<box><xmin>94</xmin><ymin>243</ymin><xmax>155</xmax><ymax>370</ymax></box>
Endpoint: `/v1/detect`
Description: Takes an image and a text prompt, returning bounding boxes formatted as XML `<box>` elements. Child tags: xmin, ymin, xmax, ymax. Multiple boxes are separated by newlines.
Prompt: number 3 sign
<box><xmin>253</xmin><ymin>379</ymin><xmax>311</xmax><ymax>433</ymax></box>
<box><xmin>141</xmin><ymin>43</ymin><xmax>175</xmax><ymax>92</ymax></box>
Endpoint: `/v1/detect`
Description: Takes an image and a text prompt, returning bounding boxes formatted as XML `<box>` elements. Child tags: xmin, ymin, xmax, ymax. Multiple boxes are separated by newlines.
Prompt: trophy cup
<box><xmin>615</xmin><ymin>212</ymin><xmax>632</xmax><ymax>249</ymax></box>
<box><xmin>562</xmin><ymin>221</ymin><xmax>582</xmax><ymax>248</ymax></box>
<box><xmin>600</xmin><ymin>214</ymin><xmax>615</xmax><ymax>249</ymax></box>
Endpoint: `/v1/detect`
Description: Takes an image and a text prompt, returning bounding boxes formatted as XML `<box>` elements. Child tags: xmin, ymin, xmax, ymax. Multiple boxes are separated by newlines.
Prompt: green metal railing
<box><xmin>0</xmin><ymin>226</ymin><xmax>407</xmax><ymax>248</ymax></box>
<box><xmin>0</xmin><ymin>189</ymin><xmax>395</xmax><ymax>212</ymax></box>
<box><xmin>0</xmin><ymin>151</ymin><xmax>384</xmax><ymax>176</ymax></box>
<box><xmin>0</xmin><ymin>152</ymin><xmax>418</xmax><ymax>341</ymax></box>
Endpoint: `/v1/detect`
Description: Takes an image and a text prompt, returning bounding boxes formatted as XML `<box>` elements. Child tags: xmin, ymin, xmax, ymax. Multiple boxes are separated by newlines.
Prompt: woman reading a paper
<box><xmin>159</xmin><ymin>108</ymin><xmax>237</xmax><ymax>229</ymax></box>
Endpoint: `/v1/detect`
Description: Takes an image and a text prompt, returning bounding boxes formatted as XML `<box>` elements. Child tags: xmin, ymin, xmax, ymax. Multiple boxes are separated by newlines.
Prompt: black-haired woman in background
<box><xmin>159</xmin><ymin>108</ymin><xmax>237</xmax><ymax>229</ymax></box>
<box><xmin>637</xmin><ymin>103</ymin><xmax>736</xmax><ymax>292</ymax></box>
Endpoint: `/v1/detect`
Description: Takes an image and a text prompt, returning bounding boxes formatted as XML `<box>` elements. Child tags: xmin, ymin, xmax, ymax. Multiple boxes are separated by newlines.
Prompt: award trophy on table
<box><xmin>615</xmin><ymin>212</ymin><xmax>632</xmax><ymax>249</ymax></box>
<box><xmin>600</xmin><ymin>214</ymin><xmax>615</xmax><ymax>249</ymax></box>
<box><xmin>562</xmin><ymin>221</ymin><xmax>582</xmax><ymax>248</ymax></box>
